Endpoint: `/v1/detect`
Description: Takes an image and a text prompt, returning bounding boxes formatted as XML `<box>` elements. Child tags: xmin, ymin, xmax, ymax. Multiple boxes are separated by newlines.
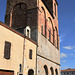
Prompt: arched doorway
<box><xmin>28</xmin><ymin>69</ymin><xmax>34</xmax><ymax>75</ymax></box>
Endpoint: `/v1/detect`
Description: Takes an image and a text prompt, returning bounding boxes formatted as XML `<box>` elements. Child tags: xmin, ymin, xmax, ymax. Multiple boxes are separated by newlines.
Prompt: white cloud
<box><xmin>63</xmin><ymin>46</ymin><xmax>75</xmax><ymax>50</ymax></box>
<box><xmin>60</xmin><ymin>53</ymin><xmax>67</xmax><ymax>59</ymax></box>
<box><xmin>63</xmin><ymin>46</ymin><xmax>72</xmax><ymax>49</ymax></box>
<box><xmin>59</xmin><ymin>34</ymin><xmax>65</xmax><ymax>43</ymax></box>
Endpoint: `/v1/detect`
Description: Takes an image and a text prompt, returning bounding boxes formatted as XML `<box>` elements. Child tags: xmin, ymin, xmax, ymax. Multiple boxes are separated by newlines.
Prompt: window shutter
<box><xmin>4</xmin><ymin>41</ymin><xmax>11</xmax><ymax>59</ymax></box>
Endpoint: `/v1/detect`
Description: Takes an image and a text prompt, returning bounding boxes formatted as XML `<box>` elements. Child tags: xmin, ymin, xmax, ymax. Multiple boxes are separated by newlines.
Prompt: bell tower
<box><xmin>5</xmin><ymin>0</ymin><xmax>38</xmax><ymax>42</ymax></box>
<box><xmin>5</xmin><ymin>0</ymin><xmax>37</xmax><ymax>28</ymax></box>
<box><xmin>4</xmin><ymin>0</ymin><xmax>60</xmax><ymax>75</ymax></box>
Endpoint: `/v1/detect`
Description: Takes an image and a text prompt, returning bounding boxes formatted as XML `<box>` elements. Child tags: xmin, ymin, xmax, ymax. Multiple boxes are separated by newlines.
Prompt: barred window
<box><xmin>4</xmin><ymin>41</ymin><xmax>11</xmax><ymax>59</ymax></box>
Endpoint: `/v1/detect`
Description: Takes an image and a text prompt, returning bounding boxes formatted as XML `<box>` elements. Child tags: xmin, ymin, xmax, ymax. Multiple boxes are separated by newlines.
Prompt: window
<box><xmin>55</xmin><ymin>69</ymin><xmax>58</xmax><ymax>75</ymax></box>
<box><xmin>67</xmin><ymin>72</ymin><xmax>69</xmax><ymax>74</ymax></box>
<box><xmin>55</xmin><ymin>27</ymin><xmax>59</xmax><ymax>49</ymax></box>
<box><xmin>50</xmin><ymin>67</ymin><xmax>54</xmax><ymax>75</ymax></box>
<box><xmin>27</xmin><ymin>29</ymin><xmax>29</xmax><ymax>37</ymax></box>
<box><xmin>41</xmin><ymin>26</ymin><xmax>43</xmax><ymax>34</ymax></box>
<box><xmin>29</xmin><ymin>50</ymin><xmax>32</xmax><ymax>59</ymax></box>
<box><xmin>49</xmin><ymin>30</ymin><xmax>51</xmax><ymax>41</ymax></box>
<box><xmin>54</xmin><ymin>3</ymin><xmax>56</xmax><ymax>16</ymax></box>
<box><xmin>44</xmin><ymin>65</ymin><xmax>48</xmax><ymax>75</ymax></box>
<box><xmin>4</xmin><ymin>41</ymin><xmax>11</xmax><ymax>59</ymax></box>
<box><xmin>41</xmin><ymin>7</ymin><xmax>47</xmax><ymax>37</ymax></box>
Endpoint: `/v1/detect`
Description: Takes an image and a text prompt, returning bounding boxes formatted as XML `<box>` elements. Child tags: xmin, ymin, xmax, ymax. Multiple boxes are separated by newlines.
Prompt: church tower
<box><xmin>5</xmin><ymin>0</ymin><xmax>60</xmax><ymax>75</ymax></box>
<box><xmin>5</xmin><ymin>0</ymin><xmax>38</xmax><ymax>42</ymax></box>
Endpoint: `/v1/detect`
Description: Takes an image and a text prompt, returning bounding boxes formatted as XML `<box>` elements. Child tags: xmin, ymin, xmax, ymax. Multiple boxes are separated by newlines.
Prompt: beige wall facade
<box><xmin>0</xmin><ymin>23</ymin><xmax>37</xmax><ymax>75</ymax></box>
<box><xmin>0</xmin><ymin>24</ymin><xmax>24</xmax><ymax>75</ymax></box>
<box><xmin>24</xmin><ymin>38</ymin><xmax>36</xmax><ymax>75</ymax></box>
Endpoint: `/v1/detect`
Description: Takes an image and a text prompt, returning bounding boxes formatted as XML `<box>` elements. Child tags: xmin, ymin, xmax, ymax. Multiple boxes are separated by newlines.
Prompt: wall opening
<box><xmin>55</xmin><ymin>69</ymin><xmax>58</xmax><ymax>75</ymax></box>
<box><xmin>29</xmin><ymin>50</ymin><xmax>32</xmax><ymax>59</ymax></box>
<box><xmin>44</xmin><ymin>65</ymin><xmax>48</xmax><ymax>75</ymax></box>
<box><xmin>50</xmin><ymin>67</ymin><xmax>54</xmax><ymax>75</ymax></box>
<box><xmin>28</xmin><ymin>69</ymin><xmax>34</xmax><ymax>75</ymax></box>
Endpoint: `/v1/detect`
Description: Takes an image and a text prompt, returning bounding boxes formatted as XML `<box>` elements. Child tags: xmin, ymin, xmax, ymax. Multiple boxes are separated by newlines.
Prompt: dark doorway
<box><xmin>28</xmin><ymin>69</ymin><xmax>34</xmax><ymax>75</ymax></box>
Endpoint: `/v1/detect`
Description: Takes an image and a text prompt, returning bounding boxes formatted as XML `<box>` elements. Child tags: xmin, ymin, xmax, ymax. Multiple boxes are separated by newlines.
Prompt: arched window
<box><xmin>48</xmin><ymin>17</ymin><xmax>54</xmax><ymax>44</ymax></box>
<box><xmin>50</xmin><ymin>67</ymin><xmax>54</xmax><ymax>75</ymax></box>
<box><xmin>41</xmin><ymin>7</ymin><xmax>47</xmax><ymax>37</ymax></box>
<box><xmin>28</xmin><ymin>69</ymin><xmax>34</xmax><ymax>75</ymax></box>
<box><xmin>12</xmin><ymin>3</ymin><xmax>27</xmax><ymax>29</ymax></box>
<box><xmin>54</xmin><ymin>3</ymin><xmax>56</xmax><ymax>16</ymax></box>
<box><xmin>29</xmin><ymin>49</ymin><xmax>32</xmax><ymax>59</ymax></box>
<box><xmin>44</xmin><ymin>65</ymin><xmax>48</xmax><ymax>75</ymax></box>
<box><xmin>55</xmin><ymin>27</ymin><xmax>58</xmax><ymax>48</ymax></box>
<box><xmin>55</xmin><ymin>69</ymin><xmax>58</xmax><ymax>75</ymax></box>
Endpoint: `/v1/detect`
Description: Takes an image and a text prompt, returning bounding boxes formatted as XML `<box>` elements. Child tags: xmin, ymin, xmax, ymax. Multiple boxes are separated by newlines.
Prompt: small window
<box><xmin>50</xmin><ymin>67</ymin><xmax>54</xmax><ymax>75</ymax></box>
<box><xmin>41</xmin><ymin>26</ymin><xmax>43</xmax><ymax>34</ymax></box>
<box><xmin>54</xmin><ymin>3</ymin><xmax>56</xmax><ymax>16</ymax></box>
<box><xmin>53</xmin><ymin>29</ymin><xmax>55</xmax><ymax>45</ymax></box>
<box><xmin>44</xmin><ymin>65</ymin><xmax>48</xmax><ymax>75</ymax></box>
<box><xmin>4</xmin><ymin>41</ymin><xmax>11</xmax><ymax>59</ymax></box>
<box><xmin>27</xmin><ymin>29</ymin><xmax>29</xmax><ymax>37</ymax></box>
<box><xmin>29</xmin><ymin>50</ymin><xmax>32</xmax><ymax>59</ymax></box>
<box><xmin>49</xmin><ymin>30</ymin><xmax>51</xmax><ymax>41</ymax></box>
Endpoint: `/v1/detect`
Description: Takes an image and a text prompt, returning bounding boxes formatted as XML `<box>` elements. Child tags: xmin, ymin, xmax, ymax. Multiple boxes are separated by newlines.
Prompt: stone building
<box><xmin>61</xmin><ymin>68</ymin><xmax>75</xmax><ymax>75</ymax></box>
<box><xmin>0</xmin><ymin>0</ymin><xmax>60</xmax><ymax>75</ymax></box>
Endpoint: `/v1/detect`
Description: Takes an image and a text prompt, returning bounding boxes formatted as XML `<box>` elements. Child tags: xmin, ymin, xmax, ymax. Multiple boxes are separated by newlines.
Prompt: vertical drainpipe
<box><xmin>36</xmin><ymin>0</ymin><xmax>39</xmax><ymax>75</ymax></box>
<box><xmin>22</xmin><ymin>36</ymin><xmax>25</xmax><ymax>75</ymax></box>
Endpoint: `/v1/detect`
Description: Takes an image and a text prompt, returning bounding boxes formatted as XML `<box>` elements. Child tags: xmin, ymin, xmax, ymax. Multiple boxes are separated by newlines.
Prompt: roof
<box><xmin>0</xmin><ymin>21</ymin><xmax>37</xmax><ymax>45</ymax></box>
<box><xmin>61</xmin><ymin>68</ymin><xmax>75</xmax><ymax>72</ymax></box>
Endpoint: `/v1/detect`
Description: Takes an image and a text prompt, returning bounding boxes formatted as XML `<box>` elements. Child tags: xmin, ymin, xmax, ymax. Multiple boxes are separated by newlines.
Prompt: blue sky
<box><xmin>0</xmin><ymin>0</ymin><xmax>75</xmax><ymax>70</ymax></box>
<box><xmin>58</xmin><ymin>0</ymin><xmax>75</xmax><ymax>70</ymax></box>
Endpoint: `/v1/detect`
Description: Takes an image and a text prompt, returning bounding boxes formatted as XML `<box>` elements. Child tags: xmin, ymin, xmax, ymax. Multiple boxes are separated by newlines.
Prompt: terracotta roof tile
<box><xmin>61</xmin><ymin>69</ymin><xmax>75</xmax><ymax>72</ymax></box>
